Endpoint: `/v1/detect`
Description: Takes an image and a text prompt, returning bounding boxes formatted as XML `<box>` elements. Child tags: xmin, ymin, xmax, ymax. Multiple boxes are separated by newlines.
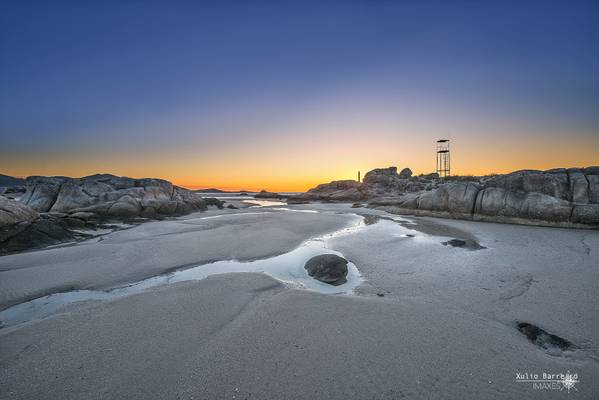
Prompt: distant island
<box><xmin>194</xmin><ymin>188</ymin><xmax>253</xmax><ymax>193</ymax></box>
<box><xmin>0</xmin><ymin>173</ymin><xmax>25</xmax><ymax>187</ymax></box>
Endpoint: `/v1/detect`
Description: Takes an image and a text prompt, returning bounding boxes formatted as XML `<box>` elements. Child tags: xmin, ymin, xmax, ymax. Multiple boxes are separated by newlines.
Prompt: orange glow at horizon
<box><xmin>2</xmin><ymin>130</ymin><xmax>598</xmax><ymax>192</ymax></box>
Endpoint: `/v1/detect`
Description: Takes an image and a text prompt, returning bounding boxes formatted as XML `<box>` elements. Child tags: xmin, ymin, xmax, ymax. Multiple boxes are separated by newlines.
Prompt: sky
<box><xmin>1</xmin><ymin>1</ymin><xmax>598</xmax><ymax>191</ymax></box>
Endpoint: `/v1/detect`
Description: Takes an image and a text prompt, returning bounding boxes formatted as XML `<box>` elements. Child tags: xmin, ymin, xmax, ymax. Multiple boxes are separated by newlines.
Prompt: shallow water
<box><xmin>0</xmin><ymin>206</ymin><xmax>464</xmax><ymax>329</ymax></box>
<box><xmin>243</xmin><ymin>199</ymin><xmax>287</xmax><ymax>207</ymax></box>
<box><xmin>0</xmin><ymin>221</ymin><xmax>364</xmax><ymax>328</ymax></box>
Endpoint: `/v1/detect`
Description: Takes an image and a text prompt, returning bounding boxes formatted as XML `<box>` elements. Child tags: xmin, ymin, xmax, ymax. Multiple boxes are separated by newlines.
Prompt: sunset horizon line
<box><xmin>4</xmin><ymin>161</ymin><xmax>599</xmax><ymax>193</ymax></box>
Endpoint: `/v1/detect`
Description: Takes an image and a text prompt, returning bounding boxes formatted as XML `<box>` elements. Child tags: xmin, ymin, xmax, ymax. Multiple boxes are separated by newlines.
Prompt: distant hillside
<box><xmin>194</xmin><ymin>188</ymin><xmax>229</xmax><ymax>193</ymax></box>
<box><xmin>194</xmin><ymin>188</ymin><xmax>253</xmax><ymax>193</ymax></box>
<box><xmin>0</xmin><ymin>174</ymin><xmax>25</xmax><ymax>187</ymax></box>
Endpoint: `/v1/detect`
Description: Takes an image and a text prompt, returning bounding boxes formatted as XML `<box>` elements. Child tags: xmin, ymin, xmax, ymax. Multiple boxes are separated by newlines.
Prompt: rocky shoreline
<box><xmin>289</xmin><ymin>166</ymin><xmax>599</xmax><ymax>228</ymax></box>
<box><xmin>0</xmin><ymin>174</ymin><xmax>220</xmax><ymax>254</ymax></box>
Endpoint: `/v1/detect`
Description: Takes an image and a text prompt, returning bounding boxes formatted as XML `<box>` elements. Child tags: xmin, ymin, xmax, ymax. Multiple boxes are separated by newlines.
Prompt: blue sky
<box><xmin>1</xmin><ymin>1</ymin><xmax>598</xmax><ymax>189</ymax></box>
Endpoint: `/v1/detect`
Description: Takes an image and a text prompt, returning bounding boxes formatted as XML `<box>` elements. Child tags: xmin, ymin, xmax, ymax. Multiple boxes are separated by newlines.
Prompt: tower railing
<box><xmin>436</xmin><ymin>139</ymin><xmax>450</xmax><ymax>177</ymax></box>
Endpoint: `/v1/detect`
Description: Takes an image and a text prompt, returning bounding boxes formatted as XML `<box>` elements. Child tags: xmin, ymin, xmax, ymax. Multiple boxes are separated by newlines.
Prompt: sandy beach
<box><xmin>1</xmin><ymin>201</ymin><xmax>598</xmax><ymax>399</ymax></box>
<box><xmin>3</xmin><ymin>2</ymin><xmax>598</xmax><ymax>398</ymax></box>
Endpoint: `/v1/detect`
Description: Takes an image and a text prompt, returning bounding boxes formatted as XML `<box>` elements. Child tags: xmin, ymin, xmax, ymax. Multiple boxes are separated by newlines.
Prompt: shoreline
<box><xmin>1</xmin><ymin>202</ymin><xmax>598</xmax><ymax>399</ymax></box>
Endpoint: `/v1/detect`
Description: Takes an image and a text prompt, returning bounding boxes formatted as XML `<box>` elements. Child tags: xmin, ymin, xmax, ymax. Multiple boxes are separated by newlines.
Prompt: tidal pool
<box><xmin>0</xmin><ymin>229</ymin><xmax>362</xmax><ymax>328</ymax></box>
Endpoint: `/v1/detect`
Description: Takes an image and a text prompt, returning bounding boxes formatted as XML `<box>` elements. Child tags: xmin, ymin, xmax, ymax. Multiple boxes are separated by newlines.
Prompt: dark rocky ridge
<box><xmin>1</xmin><ymin>174</ymin><xmax>213</xmax><ymax>254</ymax></box>
<box><xmin>0</xmin><ymin>174</ymin><xmax>25</xmax><ymax>187</ymax></box>
<box><xmin>19</xmin><ymin>174</ymin><xmax>207</xmax><ymax>217</ymax></box>
<box><xmin>289</xmin><ymin>166</ymin><xmax>599</xmax><ymax>227</ymax></box>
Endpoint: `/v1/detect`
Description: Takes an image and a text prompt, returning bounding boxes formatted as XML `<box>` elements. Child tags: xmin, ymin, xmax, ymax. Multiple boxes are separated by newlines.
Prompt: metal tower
<box><xmin>436</xmin><ymin>139</ymin><xmax>450</xmax><ymax>177</ymax></box>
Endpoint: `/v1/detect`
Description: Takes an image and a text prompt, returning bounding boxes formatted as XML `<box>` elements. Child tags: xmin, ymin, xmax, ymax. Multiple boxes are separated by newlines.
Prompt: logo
<box><xmin>516</xmin><ymin>371</ymin><xmax>579</xmax><ymax>393</ymax></box>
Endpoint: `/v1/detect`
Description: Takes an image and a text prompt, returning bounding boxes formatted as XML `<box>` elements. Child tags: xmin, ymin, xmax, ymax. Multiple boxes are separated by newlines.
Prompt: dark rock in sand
<box><xmin>363</xmin><ymin>215</ymin><xmax>383</xmax><ymax>225</ymax></box>
<box><xmin>351</xmin><ymin>203</ymin><xmax>364</xmax><ymax>208</ymax></box>
<box><xmin>304</xmin><ymin>254</ymin><xmax>348</xmax><ymax>285</ymax></box>
<box><xmin>227</xmin><ymin>204</ymin><xmax>238</xmax><ymax>209</ymax></box>
<box><xmin>517</xmin><ymin>322</ymin><xmax>573</xmax><ymax>351</ymax></box>
<box><xmin>286</xmin><ymin>198</ymin><xmax>310</xmax><ymax>204</ymax></box>
<box><xmin>204</xmin><ymin>197</ymin><xmax>225</xmax><ymax>209</ymax></box>
<box><xmin>442</xmin><ymin>239</ymin><xmax>467</xmax><ymax>247</ymax></box>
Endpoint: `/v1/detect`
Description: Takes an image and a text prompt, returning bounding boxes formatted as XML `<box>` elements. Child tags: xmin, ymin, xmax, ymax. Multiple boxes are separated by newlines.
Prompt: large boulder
<box><xmin>0</xmin><ymin>214</ymin><xmax>77</xmax><ymax>255</ymax></box>
<box><xmin>18</xmin><ymin>174</ymin><xmax>207</xmax><ymax>218</ymax></box>
<box><xmin>474</xmin><ymin>187</ymin><xmax>572</xmax><ymax>222</ymax></box>
<box><xmin>568</xmin><ymin>170</ymin><xmax>590</xmax><ymax>204</ymax></box>
<box><xmin>399</xmin><ymin>168</ymin><xmax>413</xmax><ymax>178</ymax></box>
<box><xmin>0</xmin><ymin>197</ymin><xmax>39</xmax><ymax>243</ymax></box>
<box><xmin>416</xmin><ymin>182</ymin><xmax>480</xmax><ymax>214</ymax></box>
<box><xmin>362</xmin><ymin>167</ymin><xmax>427</xmax><ymax>196</ymax></box>
<box><xmin>0</xmin><ymin>197</ymin><xmax>78</xmax><ymax>254</ymax></box>
<box><xmin>19</xmin><ymin>176</ymin><xmax>68</xmax><ymax>212</ymax></box>
<box><xmin>362</xmin><ymin>167</ymin><xmax>401</xmax><ymax>189</ymax></box>
<box><xmin>481</xmin><ymin>170</ymin><xmax>570</xmax><ymax>201</ymax></box>
<box><xmin>304</xmin><ymin>254</ymin><xmax>348</xmax><ymax>285</ymax></box>
<box><xmin>571</xmin><ymin>204</ymin><xmax>599</xmax><ymax>225</ymax></box>
<box><xmin>587</xmin><ymin>175</ymin><xmax>599</xmax><ymax>204</ymax></box>
<box><xmin>362</xmin><ymin>167</ymin><xmax>398</xmax><ymax>183</ymax></box>
<box><xmin>0</xmin><ymin>196</ymin><xmax>38</xmax><ymax>227</ymax></box>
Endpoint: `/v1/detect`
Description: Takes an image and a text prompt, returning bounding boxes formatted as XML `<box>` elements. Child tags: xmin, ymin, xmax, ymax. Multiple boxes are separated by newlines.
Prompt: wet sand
<box><xmin>1</xmin><ymin>203</ymin><xmax>598</xmax><ymax>399</ymax></box>
<box><xmin>0</xmin><ymin>207</ymin><xmax>357</xmax><ymax>310</ymax></box>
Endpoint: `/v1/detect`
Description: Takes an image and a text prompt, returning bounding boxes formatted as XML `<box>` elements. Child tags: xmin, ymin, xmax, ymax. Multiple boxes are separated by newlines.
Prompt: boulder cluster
<box><xmin>289</xmin><ymin>166</ymin><xmax>599</xmax><ymax>227</ymax></box>
<box><xmin>20</xmin><ymin>174</ymin><xmax>207</xmax><ymax>217</ymax></box>
<box><xmin>1</xmin><ymin>174</ymin><xmax>212</xmax><ymax>254</ymax></box>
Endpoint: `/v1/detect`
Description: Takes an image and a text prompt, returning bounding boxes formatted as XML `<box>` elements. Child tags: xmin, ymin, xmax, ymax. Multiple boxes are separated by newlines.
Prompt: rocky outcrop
<box><xmin>362</xmin><ymin>167</ymin><xmax>428</xmax><ymax>195</ymax></box>
<box><xmin>19</xmin><ymin>174</ymin><xmax>207</xmax><ymax>218</ymax></box>
<box><xmin>204</xmin><ymin>198</ymin><xmax>225</xmax><ymax>209</ymax></box>
<box><xmin>290</xmin><ymin>168</ymin><xmax>434</xmax><ymax>203</ymax></box>
<box><xmin>289</xmin><ymin>180</ymin><xmax>365</xmax><ymax>203</ymax></box>
<box><xmin>254</xmin><ymin>190</ymin><xmax>285</xmax><ymax>199</ymax></box>
<box><xmin>291</xmin><ymin>166</ymin><xmax>599</xmax><ymax>227</ymax></box>
<box><xmin>0</xmin><ymin>174</ymin><xmax>25</xmax><ymax>187</ymax></box>
<box><xmin>399</xmin><ymin>168</ymin><xmax>413</xmax><ymax>178</ymax></box>
<box><xmin>0</xmin><ymin>196</ymin><xmax>39</xmax><ymax>243</ymax></box>
<box><xmin>480</xmin><ymin>169</ymin><xmax>570</xmax><ymax>200</ymax></box>
<box><xmin>0</xmin><ymin>197</ymin><xmax>77</xmax><ymax>254</ymax></box>
<box><xmin>304</xmin><ymin>254</ymin><xmax>348</xmax><ymax>285</ymax></box>
<box><xmin>1</xmin><ymin>174</ymin><xmax>216</xmax><ymax>254</ymax></box>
